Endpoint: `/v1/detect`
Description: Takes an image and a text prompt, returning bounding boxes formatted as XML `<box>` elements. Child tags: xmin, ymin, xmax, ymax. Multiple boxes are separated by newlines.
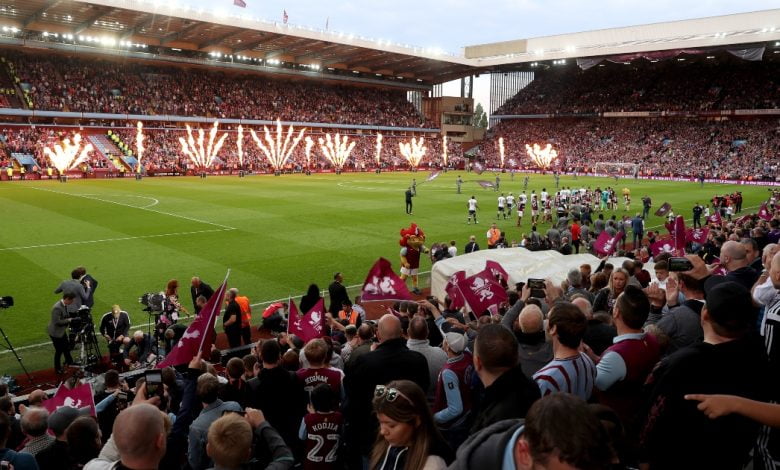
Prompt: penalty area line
<box><xmin>27</xmin><ymin>186</ymin><xmax>235</xmax><ymax>230</ymax></box>
<box><xmin>0</xmin><ymin>228</ymin><xmax>235</xmax><ymax>251</ymax></box>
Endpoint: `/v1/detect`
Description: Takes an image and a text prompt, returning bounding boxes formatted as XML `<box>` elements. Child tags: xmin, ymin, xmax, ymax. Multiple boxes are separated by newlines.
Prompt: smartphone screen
<box><xmin>144</xmin><ymin>370</ymin><xmax>162</xmax><ymax>396</ymax></box>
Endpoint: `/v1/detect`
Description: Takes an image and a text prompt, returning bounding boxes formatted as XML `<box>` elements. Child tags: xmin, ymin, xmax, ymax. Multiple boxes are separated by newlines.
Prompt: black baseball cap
<box><xmin>703</xmin><ymin>278</ymin><xmax>754</xmax><ymax>334</ymax></box>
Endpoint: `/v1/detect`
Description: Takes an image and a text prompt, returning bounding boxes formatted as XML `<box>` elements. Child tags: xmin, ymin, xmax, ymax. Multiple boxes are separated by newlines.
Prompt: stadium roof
<box><xmin>0</xmin><ymin>0</ymin><xmax>475</xmax><ymax>84</ymax></box>
<box><xmin>0</xmin><ymin>1</ymin><xmax>777</xmax><ymax>83</ymax></box>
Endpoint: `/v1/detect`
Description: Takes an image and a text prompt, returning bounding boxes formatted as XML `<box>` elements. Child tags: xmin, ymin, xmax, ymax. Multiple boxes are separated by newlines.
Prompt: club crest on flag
<box><xmin>759</xmin><ymin>203</ymin><xmax>772</xmax><ymax>221</ymax></box>
<box><xmin>445</xmin><ymin>271</ymin><xmax>466</xmax><ymax>309</ymax></box>
<box><xmin>594</xmin><ymin>231</ymin><xmax>623</xmax><ymax>256</ymax></box>
<box><xmin>288</xmin><ymin>298</ymin><xmax>325</xmax><ymax>343</ymax></box>
<box><xmin>361</xmin><ymin>258</ymin><xmax>413</xmax><ymax>301</ymax></box>
<box><xmin>457</xmin><ymin>269</ymin><xmax>507</xmax><ymax>317</ymax></box>
<box><xmin>476</xmin><ymin>180</ymin><xmax>494</xmax><ymax>189</ymax></box>
<box><xmin>651</xmin><ymin>239</ymin><xmax>675</xmax><ymax>256</ymax></box>
<box><xmin>655</xmin><ymin>202</ymin><xmax>672</xmax><ymax>217</ymax></box>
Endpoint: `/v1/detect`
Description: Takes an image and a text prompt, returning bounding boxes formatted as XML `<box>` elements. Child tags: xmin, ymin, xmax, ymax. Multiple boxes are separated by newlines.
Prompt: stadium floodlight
<box><xmin>399</xmin><ymin>137</ymin><xmax>426</xmax><ymax>169</ymax></box>
<box><xmin>319</xmin><ymin>133</ymin><xmax>355</xmax><ymax>173</ymax></box>
<box><xmin>249</xmin><ymin>119</ymin><xmax>306</xmax><ymax>174</ymax></box>
<box><xmin>43</xmin><ymin>133</ymin><xmax>94</xmax><ymax>175</ymax></box>
<box><xmin>525</xmin><ymin>143</ymin><xmax>558</xmax><ymax>170</ymax></box>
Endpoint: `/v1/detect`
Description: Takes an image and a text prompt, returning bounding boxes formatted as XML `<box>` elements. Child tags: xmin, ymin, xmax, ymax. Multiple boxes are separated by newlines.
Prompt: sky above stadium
<box><xmin>183</xmin><ymin>0</ymin><xmax>777</xmax><ymax>114</ymax></box>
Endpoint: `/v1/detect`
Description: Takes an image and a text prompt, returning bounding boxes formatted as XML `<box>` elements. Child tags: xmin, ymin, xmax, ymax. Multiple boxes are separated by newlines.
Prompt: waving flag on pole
<box><xmin>445</xmin><ymin>271</ymin><xmax>466</xmax><ymax>310</ymax></box>
<box><xmin>686</xmin><ymin>227</ymin><xmax>709</xmax><ymax>244</ymax></box>
<box><xmin>654</xmin><ymin>202</ymin><xmax>672</xmax><ymax>217</ymax></box>
<box><xmin>593</xmin><ymin>231</ymin><xmax>623</xmax><ymax>256</ymax></box>
<box><xmin>425</xmin><ymin>170</ymin><xmax>441</xmax><ymax>182</ymax></box>
<box><xmin>476</xmin><ymin>180</ymin><xmax>495</xmax><ymax>189</ymax></box>
<box><xmin>650</xmin><ymin>238</ymin><xmax>676</xmax><ymax>257</ymax></box>
<box><xmin>158</xmin><ymin>272</ymin><xmax>229</xmax><ymax>368</ymax></box>
<box><xmin>361</xmin><ymin>258</ymin><xmax>413</xmax><ymax>301</ymax></box>
<box><xmin>288</xmin><ymin>298</ymin><xmax>325</xmax><ymax>343</ymax></box>
<box><xmin>759</xmin><ymin>203</ymin><xmax>772</xmax><ymax>221</ymax></box>
<box><xmin>707</xmin><ymin>211</ymin><xmax>722</xmax><ymax>225</ymax></box>
<box><xmin>473</xmin><ymin>162</ymin><xmax>485</xmax><ymax>174</ymax></box>
<box><xmin>282</xmin><ymin>9</ymin><xmax>289</xmax><ymax>24</ymax></box>
<box><xmin>673</xmin><ymin>215</ymin><xmax>686</xmax><ymax>253</ymax></box>
<box><xmin>43</xmin><ymin>382</ymin><xmax>96</xmax><ymax>416</ymax></box>
<box><xmin>457</xmin><ymin>269</ymin><xmax>507</xmax><ymax>317</ymax></box>
<box><xmin>485</xmin><ymin>260</ymin><xmax>510</xmax><ymax>286</ymax></box>
<box><xmin>233</xmin><ymin>0</ymin><xmax>246</xmax><ymax>7</ymax></box>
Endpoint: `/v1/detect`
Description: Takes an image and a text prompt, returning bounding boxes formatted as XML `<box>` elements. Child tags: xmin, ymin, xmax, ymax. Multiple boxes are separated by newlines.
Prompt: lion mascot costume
<box><xmin>399</xmin><ymin>223</ymin><xmax>427</xmax><ymax>294</ymax></box>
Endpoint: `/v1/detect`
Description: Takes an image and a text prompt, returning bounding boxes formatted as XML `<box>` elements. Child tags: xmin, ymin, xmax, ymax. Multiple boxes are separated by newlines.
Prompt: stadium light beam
<box><xmin>498</xmin><ymin>137</ymin><xmax>505</xmax><ymax>169</ymax></box>
<box><xmin>399</xmin><ymin>137</ymin><xmax>427</xmax><ymax>169</ymax></box>
<box><xmin>525</xmin><ymin>143</ymin><xmax>558</xmax><ymax>169</ymax></box>
<box><xmin>135</xmin><ymin>121</ymin><xmax>144</xmax><ymax>174</ymax></box>
<box><xmin>442</xmin><ymin>135</ymin><xmax>448</xmax><ymax>167</ymax></box>
<box><xmin>249</xmin><ymin>119</ymin><xmax>305</xmax><ymax>173</ymax></box>
<box><xmin>319</xmin><ymin>133</ymin><xmax>355</xmax><ymax>172</ymax></box>
<box><xmin>42</xmin><ymin>133</ymin><xmax>94</xmax><ymax>176</ymax></box>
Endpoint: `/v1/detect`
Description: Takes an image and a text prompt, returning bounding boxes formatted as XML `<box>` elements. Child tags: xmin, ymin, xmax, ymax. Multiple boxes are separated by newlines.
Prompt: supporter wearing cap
<box><xmin>644</xmin><ymin>254</ymin><xmax>707</xmax><ymax>356</ymax></box>
<box><xmin>37</xmin><ymin>405</ymin><xmax>90</xmax><ymax>470</ymax></box>
<box><xmin>432</xmin><ymin>332</ymin><xmax>473</xmax><ymax>449</ymax></box>
<box><xmin>640</xmin><ymin>281</ymin><xmax>770</xmax><ymax>469</ymax></box>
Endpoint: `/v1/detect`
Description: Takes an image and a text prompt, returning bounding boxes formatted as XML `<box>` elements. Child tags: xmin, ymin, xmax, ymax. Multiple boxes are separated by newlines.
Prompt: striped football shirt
<box><xmin>533</xmin><ymin>352</ymin><xmax>597</xmax><ymax>400</ymax></box>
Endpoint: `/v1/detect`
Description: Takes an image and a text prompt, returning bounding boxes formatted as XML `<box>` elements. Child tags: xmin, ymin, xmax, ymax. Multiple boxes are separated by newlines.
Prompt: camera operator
<box><xmin>54</xmin><ymin>269</ymin><xmax>92</xmax><ymax>314</ymax></box>
<box><xmin>123</xmin><ymin>331</ymin><xmax>154</xmax><ymax>369</ymax></box>
<box><xmin>48</xmin><ymin>292</ymin><xmax>75</xmax><ymax>374</ymax></box>
<box><xmin>75</xmin><ymin>266</ymin><xmax>98</xmax><ymax>308</ymax></box>
<box><xmin>99</xmin><ymin>305</ymin><xmax>130</xmax><ymax>365</ymax></box>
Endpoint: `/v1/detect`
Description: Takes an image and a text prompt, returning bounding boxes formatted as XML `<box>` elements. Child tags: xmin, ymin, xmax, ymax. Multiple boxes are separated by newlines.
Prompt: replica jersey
<box><xmin>303</xmin><ymin>412</ymin><xmax>343</xmax><ymax>470</ymax></box>
<box><xmin>468</xmin><ymin>198</ymin><xmax>478</xmax><ymax>210</ymax></box>
<box><xmin>296</xmin><ymin>368</ymin><xmax>343</xmax><ymax>397</ymax></box>
<box><xmin>498</xmin><ymin>196</ymin><xmax>506</xmax><ymax>207</ymax></box>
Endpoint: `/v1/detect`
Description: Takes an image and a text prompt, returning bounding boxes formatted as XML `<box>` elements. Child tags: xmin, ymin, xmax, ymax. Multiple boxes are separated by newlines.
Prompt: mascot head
<box><xmin>399</xmin><ymin>223</ymin><xmax>426</xmax><ymax>250</ymax></box>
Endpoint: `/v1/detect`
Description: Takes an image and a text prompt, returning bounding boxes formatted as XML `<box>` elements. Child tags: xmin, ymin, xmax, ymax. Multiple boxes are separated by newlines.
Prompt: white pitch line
<box><xmin>27</xmin><ymin>186</ymin><xmax>235</xmax><ymax>230</ymax></box>
<box><xmin>0</xmin><ymin>271</ymin><xmax>433</xmax><ymax>356</ymax></box>
<box><xmin>0</xmin><ymin>228</ymin><xmax>234</xmax><ymax>251</ymax></box>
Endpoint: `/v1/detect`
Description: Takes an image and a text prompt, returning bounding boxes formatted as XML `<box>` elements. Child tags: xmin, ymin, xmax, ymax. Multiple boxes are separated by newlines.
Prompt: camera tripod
<box><xmin>0</xmin><ymin>326</ymin><xmax>34</xmax><ymax>386</ymax></box>
<box><xmin>70</xmin><ymin>319</ymin><xmax>102</xmax><ymax>375</ymax></box>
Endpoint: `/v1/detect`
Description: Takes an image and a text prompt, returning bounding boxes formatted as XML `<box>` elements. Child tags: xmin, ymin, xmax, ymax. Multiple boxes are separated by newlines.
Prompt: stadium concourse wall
<box><xmin>430</xmin><ymin>248</ymin><xmax>639</xmax><ymax>300</ymax></box>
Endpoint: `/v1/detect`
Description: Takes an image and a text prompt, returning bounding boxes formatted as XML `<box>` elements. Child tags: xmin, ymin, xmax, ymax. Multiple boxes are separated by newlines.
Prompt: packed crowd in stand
<box><xmin>495</xmin><ymin>57</ymin><xmax>780</xmax><ymax>115</ymax></box>
<box><xmin>3</xmin><ymin>191</ymin><xmax>780</xmax><ymax>470</ymax></box>
<box><xmin>481</xmin><ymin>117</ymin><xmax>780</xmax><ymax>180</ymax></box>
<box><xmin>5</xmin><ymin>52</ymin><xmax>431</xmax><ymax>128</ymax></box>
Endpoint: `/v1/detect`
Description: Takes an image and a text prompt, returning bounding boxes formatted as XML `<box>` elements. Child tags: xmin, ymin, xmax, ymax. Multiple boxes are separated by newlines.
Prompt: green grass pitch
<box><xmin>0</xmin><ymin>171</ymin><xmax>771</xmax><ymax>375</ymax></box>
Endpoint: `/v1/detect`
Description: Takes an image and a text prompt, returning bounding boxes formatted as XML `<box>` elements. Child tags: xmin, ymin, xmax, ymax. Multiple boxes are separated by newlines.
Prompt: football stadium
<box><xmin>0</xmin><ymin>1</ymin><xmax>779</xmax><ymax>469</ymax></box>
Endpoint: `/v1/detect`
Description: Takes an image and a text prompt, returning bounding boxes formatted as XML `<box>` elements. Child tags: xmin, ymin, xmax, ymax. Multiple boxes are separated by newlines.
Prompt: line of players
<box><xmin>467</xmin><ymin>186</ymin><xmax>629</xmax><ymax>226</ymax></box>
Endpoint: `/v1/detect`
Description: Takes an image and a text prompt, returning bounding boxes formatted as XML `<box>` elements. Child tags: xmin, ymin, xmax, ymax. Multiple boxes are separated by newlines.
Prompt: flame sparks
<box><xmin>135</xmin><ymin>121</ymin><xmax>144</xmax><ymax>173</ymax></box>
<box><xmin>498</xmin><ymin>137</ymin><xmax>505</xmax><ymax>168</ymax></box>
<box><xmin>399</xmin><ymin>137</ymin><xmax>427</xmax><ymax>168</ymax></box>
<box><xmin>249</xmin><ymin>119</ymin><xmax>305</xmax><ymax>171</ymax></box>
<box><xmin>179</xmin><ymin>121</ymin><xmax>228</xmax><ymax>169</ymax></box>
<box><xmin>375</xmin><ymin>133</ymin><xmax>383</xmax><ymax>166</ymax></box>
<box><xmin>43</xmin><ymin>133</ymin><xmax>94</xmax><ymax>174</ymax></box>
<box><xmin>304</xmin><ymin>136</ymin><xmax>314</xmax><ymax>169</ymax></box>
<box><xmin>442</xmin><ymin>135</ymin><xmax>448</xmax><ymax>167</ymax></box>
<box><xmin>525</xmin><ymin>143</ymin><xmax>558</xmax><ymax>169</ymax></box>
<box><xmin>319</xmin><ymin>133</ymin><xmax>355</xmax><ymax>170</ymax></box>
<box><xmin>237</xmin><ymin>125</ymin><xmax>244</xmax><ymax>167</ymax></box>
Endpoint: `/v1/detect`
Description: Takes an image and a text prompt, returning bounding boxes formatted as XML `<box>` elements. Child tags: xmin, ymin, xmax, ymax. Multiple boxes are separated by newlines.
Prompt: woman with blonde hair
<box><xmin>370</xmin><ymin>380</ymin><xmax>453</xmax><ymax>470</ymax></box>
<box><xmin>593</xmin><ymin>268</ymin><xmax>630</xmax><ymax>313</ymax></box>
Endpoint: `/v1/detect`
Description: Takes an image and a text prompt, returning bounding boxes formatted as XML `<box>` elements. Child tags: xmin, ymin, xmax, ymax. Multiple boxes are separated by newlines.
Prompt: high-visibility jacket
<box><xmin>338</xmin><ymin>309</ymin><xmax>359</xmax><ymax>325</ymax></box>
<box><xmin>235</xmin><ymin>296</ymin><xmax>252</xmax><ymax>328</ymax></box>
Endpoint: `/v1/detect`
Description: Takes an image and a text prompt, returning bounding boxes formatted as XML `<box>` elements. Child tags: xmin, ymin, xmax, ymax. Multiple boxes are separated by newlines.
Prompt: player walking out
<box><xmin>497</xmin><ymin>193</ymin><xmax>507</xmax><ymax>220</ymax></box>
<box><xmin>531</xmin><ymin>192</ymin><xmax>540</xmax><ymax>225</ymax></box>
<box><xmin>456</xmin><ymin>176</ymin><xmax>462</xmax><ymax>194</ymax></box>
<box><xmin>467</xmin><ymin>196</ymin><xmax>478</xmax><ymax>224</ymax></box>
<box><xmin>506</xmin><ymin>192</ymin><xmax>515</xmax><ymax>216</ymax></box>
<box><xmin>523</xmin><ymin>175</ymin><xmax>530</xmax><ymax>190</ymax></box>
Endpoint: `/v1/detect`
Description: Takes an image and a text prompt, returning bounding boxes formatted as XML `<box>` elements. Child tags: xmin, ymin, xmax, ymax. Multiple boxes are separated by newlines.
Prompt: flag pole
<box><xmin>197</xmin><ymin>269</ymin><xmax>231</xmax><ymax>353</ymax></box>
<box><xmin>286</xmin><ymin>296</ymin><xmax>291</xmax><ymax>335</ymax></box>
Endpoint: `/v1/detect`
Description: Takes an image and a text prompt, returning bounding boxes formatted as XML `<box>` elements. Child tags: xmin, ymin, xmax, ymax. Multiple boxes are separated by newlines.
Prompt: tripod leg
<box><xmin>0</xmin><ymin>327</ymin><xmax>34</xmax><ymax>386</ymax></box>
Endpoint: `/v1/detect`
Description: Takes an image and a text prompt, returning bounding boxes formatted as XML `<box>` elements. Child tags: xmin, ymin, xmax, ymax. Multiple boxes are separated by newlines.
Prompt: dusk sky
<box><xmin>180</xmin><ymin>1</ymin><xmax>777</xmax><ymax>114</ymax></box>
